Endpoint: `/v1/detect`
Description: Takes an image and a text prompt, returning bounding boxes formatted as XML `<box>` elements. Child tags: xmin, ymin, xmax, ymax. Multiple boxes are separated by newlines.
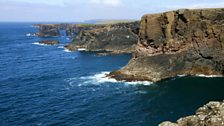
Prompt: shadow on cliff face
<box><xmin>132</xmin><ymin>77</ymin><xmax>224</xmax><ymax>125</ymax></box>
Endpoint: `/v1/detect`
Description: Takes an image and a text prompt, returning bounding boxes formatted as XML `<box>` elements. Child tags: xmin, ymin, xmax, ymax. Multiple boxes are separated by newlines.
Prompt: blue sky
<box><xmin>0</xmin><ymin>0</ymin><xmax>224</xmax><ymax>22</ymax></box>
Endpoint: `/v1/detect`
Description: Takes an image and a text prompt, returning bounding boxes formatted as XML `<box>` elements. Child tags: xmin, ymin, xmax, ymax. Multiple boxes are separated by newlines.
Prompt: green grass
<box><xmin>76</xmin><ymin>24</ymin><xmax>97</xmax><ymax>27</ymax></box>
<box><xmin>95</xmin><ymin>19</ymin><xmax>137</xmax><ymax>24</ymax></box>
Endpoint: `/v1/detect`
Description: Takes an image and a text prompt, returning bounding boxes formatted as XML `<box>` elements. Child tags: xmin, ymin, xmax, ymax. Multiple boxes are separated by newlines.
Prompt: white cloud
<box><xmin>89</xmin><ymin>0</ymin><xmax>122</xmax><ymax>7</ymax></box>
<box><xmin>189</xmin><ymin>2</ymin><xmax>224</xmax><ymax>9</ymax></box>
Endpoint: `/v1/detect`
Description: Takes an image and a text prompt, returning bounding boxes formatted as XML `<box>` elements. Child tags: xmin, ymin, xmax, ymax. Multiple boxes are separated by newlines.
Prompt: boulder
<box><xmin>159</xmin><ymin>101</ymin><xmax>224</xmax><ymax>126</ymax></box>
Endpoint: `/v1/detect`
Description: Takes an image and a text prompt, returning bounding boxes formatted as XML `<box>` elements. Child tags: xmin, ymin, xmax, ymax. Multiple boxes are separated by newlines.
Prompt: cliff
<box><xmin>35</xmin><ymin>24</ymin><xmax>96</xmax><ymax>37</ymax></box>
<box><xmin>65</xmin><ymin>21</ymin><xmax>140</xmax><ymax>54</ymax></box>
<box><xmin>159</xmin><ymin>101</ymin><xmax>224</xmax><ymax>126</ymax></box>
<box><xmin>35</xmin><ymin>24</ymin><xmax>60</xmax><ymax>37</ymax></box>
<box><xmin>109</xmin><ymin>8</ymin><xmax>224</xmax><ymax>82</ymax></box>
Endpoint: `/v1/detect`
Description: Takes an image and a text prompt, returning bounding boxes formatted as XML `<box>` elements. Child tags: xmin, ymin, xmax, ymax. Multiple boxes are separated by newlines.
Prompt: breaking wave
<box><xmin>177</xmin><ymin>74</ymin><xmax>223</xmax><ymax>78</ymax></box>
<box><xmin>65</xmin><ymin>71</ymin><xmax>153</xmax><ymax>87</ymax></box>
<box><xmin>32</xmin><ymin>42</ymin><xmax>49</xmax><ymax>46</ymax></box>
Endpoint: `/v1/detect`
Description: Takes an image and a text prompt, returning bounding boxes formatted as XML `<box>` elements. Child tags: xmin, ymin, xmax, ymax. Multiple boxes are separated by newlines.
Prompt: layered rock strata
<box><xmin>35</xmin><ymin>24</ymin><xmax>97</xmax><ymax>37</ymax></box>
<box><xmin>65</xmin><ymin>21</ymin><xmax>140</xmax><ymax>54</ymax></box>
<box><xmin>35</xmin><ymin>24</ymin><xmax>60</xmax><ymax>37</ymax></box>
<box><xmin>109</xmin><ymin>8</ymin><xmax>224</xmax><ymax>82</ymax></box>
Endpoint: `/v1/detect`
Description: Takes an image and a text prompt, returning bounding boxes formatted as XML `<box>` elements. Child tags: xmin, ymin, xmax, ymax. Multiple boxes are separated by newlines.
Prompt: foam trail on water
<box><xmin>125</xmin><ymin>81</ymin><xmax>153</xmax><ymax>86</ymax></box>
<box><xmin>177</xmin><ymin>74</ymin><xmax>223</xmax><ymax>78</ymax></box>
<box><xmin>77</xmin><ymin>48</ymin><xmax>86</xmax><ymax>51</ymax></box>
<box><xmin>32</xmin><ymin>42</ymin><xmax>49</xmax><ymax>46</ymax></box>
<box><xmin>63</xmin><ymin>48</ymin><xmax>72</xmax><ymax>52</ymax></box>
<box><xmin>66</xmin><ymin>71</ymin><xmax>153</xmax><ymax>87</ymax></box>
<box><xmin>26</xmin><ymin>33</ymin><xmax>36</xmax><ymax>37</ymax></box>
<box><xmin>79</xmin><ymin>72</ymin><xmax>117</xmax><ymax>84</ymax></box>
<box><xmin>177</xmin><ymin>74</ymin><xmax>187</xmax><ymax>77</ymax></box>
<box><xmin>58</xmin><ymin>46</ymin><xmax>64</xmax><ymax>49</ymax></box>
<box><xmin>195</xmin><ymin>74</ymin><xmax>223</xmax><ymax>78</ymax></box>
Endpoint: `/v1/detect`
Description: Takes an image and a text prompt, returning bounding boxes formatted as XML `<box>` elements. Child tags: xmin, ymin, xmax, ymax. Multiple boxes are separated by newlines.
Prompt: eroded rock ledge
<box><xmin>159</xmin><ymin>101</ymin><xmax>224</xmax><ymax>126</ymax></box>
<box><xmin>109</xmin><ymin>8</ymin><xmax>224</xmax><ymax>82</ymax></box>
<box><xmin>39</xmin><ymin>40</ymin><xmax>59</xmax><ymax>45</ymax></box>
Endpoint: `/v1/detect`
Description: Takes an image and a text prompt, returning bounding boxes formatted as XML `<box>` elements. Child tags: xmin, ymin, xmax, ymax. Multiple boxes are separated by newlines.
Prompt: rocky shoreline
<box><xmin>32</xmin><ymin>8</ymin><xmax>224</xmax><ymax>126</ymax></box>
<box><xmin>109</xmin><ymin>8</ymin><xmax>224</xmax><ymax>82</ymax></box>
<box><xmin>34</xmin><ymin>8</ymin><xmax>224</xmax><ymax>82</ymax></box>
<box><xmin>39</xmin><ymin>40</ymin><xmax>59</xmax><ymax>45</ymax></box>
<box><xmin>159</xmin><ymin>101</ymin><xmax>224</xmax><ymax>126</ymax></box>
<box><xmin>64</xmin><ymin>21</ymin><xmax>140</xmax><ymax>54</ymax></box>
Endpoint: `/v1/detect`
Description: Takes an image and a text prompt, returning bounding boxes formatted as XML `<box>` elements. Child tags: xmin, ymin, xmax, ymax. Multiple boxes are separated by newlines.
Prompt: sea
<box><xmin>1</xmin><ymin>22</ymin><xmax>224</xmax><ymax>126</ymax></box>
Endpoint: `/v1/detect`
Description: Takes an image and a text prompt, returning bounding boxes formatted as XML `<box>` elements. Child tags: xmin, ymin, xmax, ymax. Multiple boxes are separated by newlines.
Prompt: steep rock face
<box><xmin>159</xmin><ymin>101</ymin><xmax>224</xmax><ymax>126</ymax></box>
<box><xmin>35</xmin><ymin>24</ymin><xmax>94</xmax><ymax>37</ymax></box>
<box><xmin>109</xmin><ymin>8</ymin><xmax>224</xmax><ymax>82</ymax></box>
<box><xmin>35</xmin><ymin>24</ymin><xmax>60</xmax><ymax>37</ymax></box>
<box><xmin>65</xmin><ymin>22</ymin><xmax>140</xmax><ymax>54</ymax></box>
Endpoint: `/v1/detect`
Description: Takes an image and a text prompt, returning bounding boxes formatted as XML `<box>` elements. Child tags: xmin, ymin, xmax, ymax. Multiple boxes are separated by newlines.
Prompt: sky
<box><xmin>0</xmin><ymin>0</ymin><xmax>224</xmax><ymax>22</ymax></box>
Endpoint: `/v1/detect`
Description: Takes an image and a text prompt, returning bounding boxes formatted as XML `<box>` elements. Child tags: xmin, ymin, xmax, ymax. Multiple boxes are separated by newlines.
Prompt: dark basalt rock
<box><xmin>39</xmin><ymin>40</ymin><xmax>59</xmax><ymax>45</ymax></box>
<box><xmin>35</xmin><ymin>24</ymin><xmax>60</xmax><ymax>37</ymax></box>
<box><xmin>109</xmin><ymin>8</ymin><xmax>224</xmax><ymax>82</ymax></box>
<box><xmin>34</xmin><ymin>24</ymin><xmax>98</xmax><ymax>37</ymax></box>
<box><xmin>159</xmin><ymin>101</ymin><xmax>224</xmax><ymax>126</ymax></box>
<box><xmin>65</xmin><ymin>21</ymin><xmax>140</xmax><ymax>54</ymax></box>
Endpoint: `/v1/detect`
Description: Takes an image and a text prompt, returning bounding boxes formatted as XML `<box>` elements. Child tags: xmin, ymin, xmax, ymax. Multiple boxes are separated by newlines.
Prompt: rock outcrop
<box><xmin>159</xmin><ymin>101</ymin><xmax>224</xmax><ymax>126</ymax></box>
<box><xmin>35</xmin><ymin>24</ymin><xmax>98</xmax><ymax>37</ymax></box>
<box><xmin>109</xmin><ymin>8</ymin><xmax>224</xmax><ymax>82</ymax></box>
<box><xmin>65</xmin><ymin>21</ymin><xmax>140</xmax><ymax>54</ymax></box>
<box><xmin>39</xmin><ymin>40</ymin><xmax>59</xmax><ymax>45</ymax></box>
<box><xmin>35</xmin><ymin>24</ymin><xmax>60</xmax><ymax>37</ymax></box>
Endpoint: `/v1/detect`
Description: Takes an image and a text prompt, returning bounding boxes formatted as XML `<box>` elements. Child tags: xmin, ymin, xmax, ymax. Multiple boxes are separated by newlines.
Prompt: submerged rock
<box><xmin>39</xmin><ymin>40</ymin><xmax>59</xmax><ymax>45</ymax></box>
<box><xmin>159</xmin><ymin>101</ymin><xmax>224</xmax><ymax>126</ymax></box>
<box><xmin>110</xmin><ymin>8</ymin><xmax>224</xmax><ymax>82</ymax></box>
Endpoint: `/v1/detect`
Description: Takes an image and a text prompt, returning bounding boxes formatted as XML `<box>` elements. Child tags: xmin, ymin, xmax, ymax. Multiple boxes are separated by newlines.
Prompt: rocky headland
<box><xmin>35</xmin><ymin>24</ymin><xmax>60</xmax><ymax>37</ymax></box>
<box><xmin>34</xmin><ymin>24</ymin><xmax>98</xmax><ymax>37</ymax></box>
<box><xmin>109</xmin><ymin>8</ymin><xmax>224</xmax><ymax>82</ymax></box>
<box><xmin>64</xmin><ymin>21</ymin><xmax>140</xmax><ymax>54</ymax></box>
<box><xmin>159</xmin><ymin>101</ymin><xmax>224</xmax><ymax>126</ymax></box>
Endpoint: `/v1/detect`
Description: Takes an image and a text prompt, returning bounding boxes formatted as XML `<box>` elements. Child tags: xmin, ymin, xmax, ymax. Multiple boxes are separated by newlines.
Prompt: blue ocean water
<box><xmin>1</xmin><ymin>23</ymin><xmax>224</xmax><ymax>126</ymax></box>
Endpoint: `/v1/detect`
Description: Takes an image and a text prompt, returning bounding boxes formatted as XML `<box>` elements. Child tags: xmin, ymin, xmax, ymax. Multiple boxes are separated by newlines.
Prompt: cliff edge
<box><xmin>109</xmin><ymin>8</ymin><xmax>224</xmax><ymax>82</ymax></box>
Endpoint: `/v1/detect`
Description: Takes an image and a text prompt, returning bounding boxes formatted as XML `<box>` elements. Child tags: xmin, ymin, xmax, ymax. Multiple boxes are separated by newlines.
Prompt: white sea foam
<box><xmin>177</xmin><ymin>74</ymin><xmax>223</xmax><ymax>78</ymax></box>
<box><xmin>125</xmin><ymin>81</ymin><xmax>153</xmax><ymax>86</ymax></box>
<box><xmin>26</xmin><ymin>33</ymin><xmax>36</xmax><ymax>37</ymax></box>
<box><xmin>77</xmin><ymin>48</ymin><xmax>86</xmax><ymax>51</ymax></box>
<box><xmin>195</xmin><ymin>74</ymin><xmax>223</xmax><ymax>78</ymax></box>
<box><xmin>79</xmin><ymin>72</ymin><xmax>118</xmax><ymax>84</ymax></box>
<box><xmin>26</xmin><ymin>33</ymin><xmax>31</xmax><ymax>36</ymax></box>
<box><xmin>57</xmin><ymin>45</ymin><xmax>72</xmax><ymax>52</ymax></box>
<box><xmin>63</xmin><ymin>48</ymin><xmax>72</xmax><ymax>52</ymax></box>
<box><xmin>177</xmin><ymin>74</ymin><xmax>187</xmax><ymax>77</ymax></box>
<box><xmin>66</xmin><ymin>71</ymin><xmax>153</xmax><ymax>87</ymax></box>
<box><xmin>32</xmin><ymin>42</ymin><xmax>48</xmax><ymax>46</ymax></box>
<box><xmin>57</xmin><ymin>46</ymin><xmax>64</xmax><ymax>49</ymax></box>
